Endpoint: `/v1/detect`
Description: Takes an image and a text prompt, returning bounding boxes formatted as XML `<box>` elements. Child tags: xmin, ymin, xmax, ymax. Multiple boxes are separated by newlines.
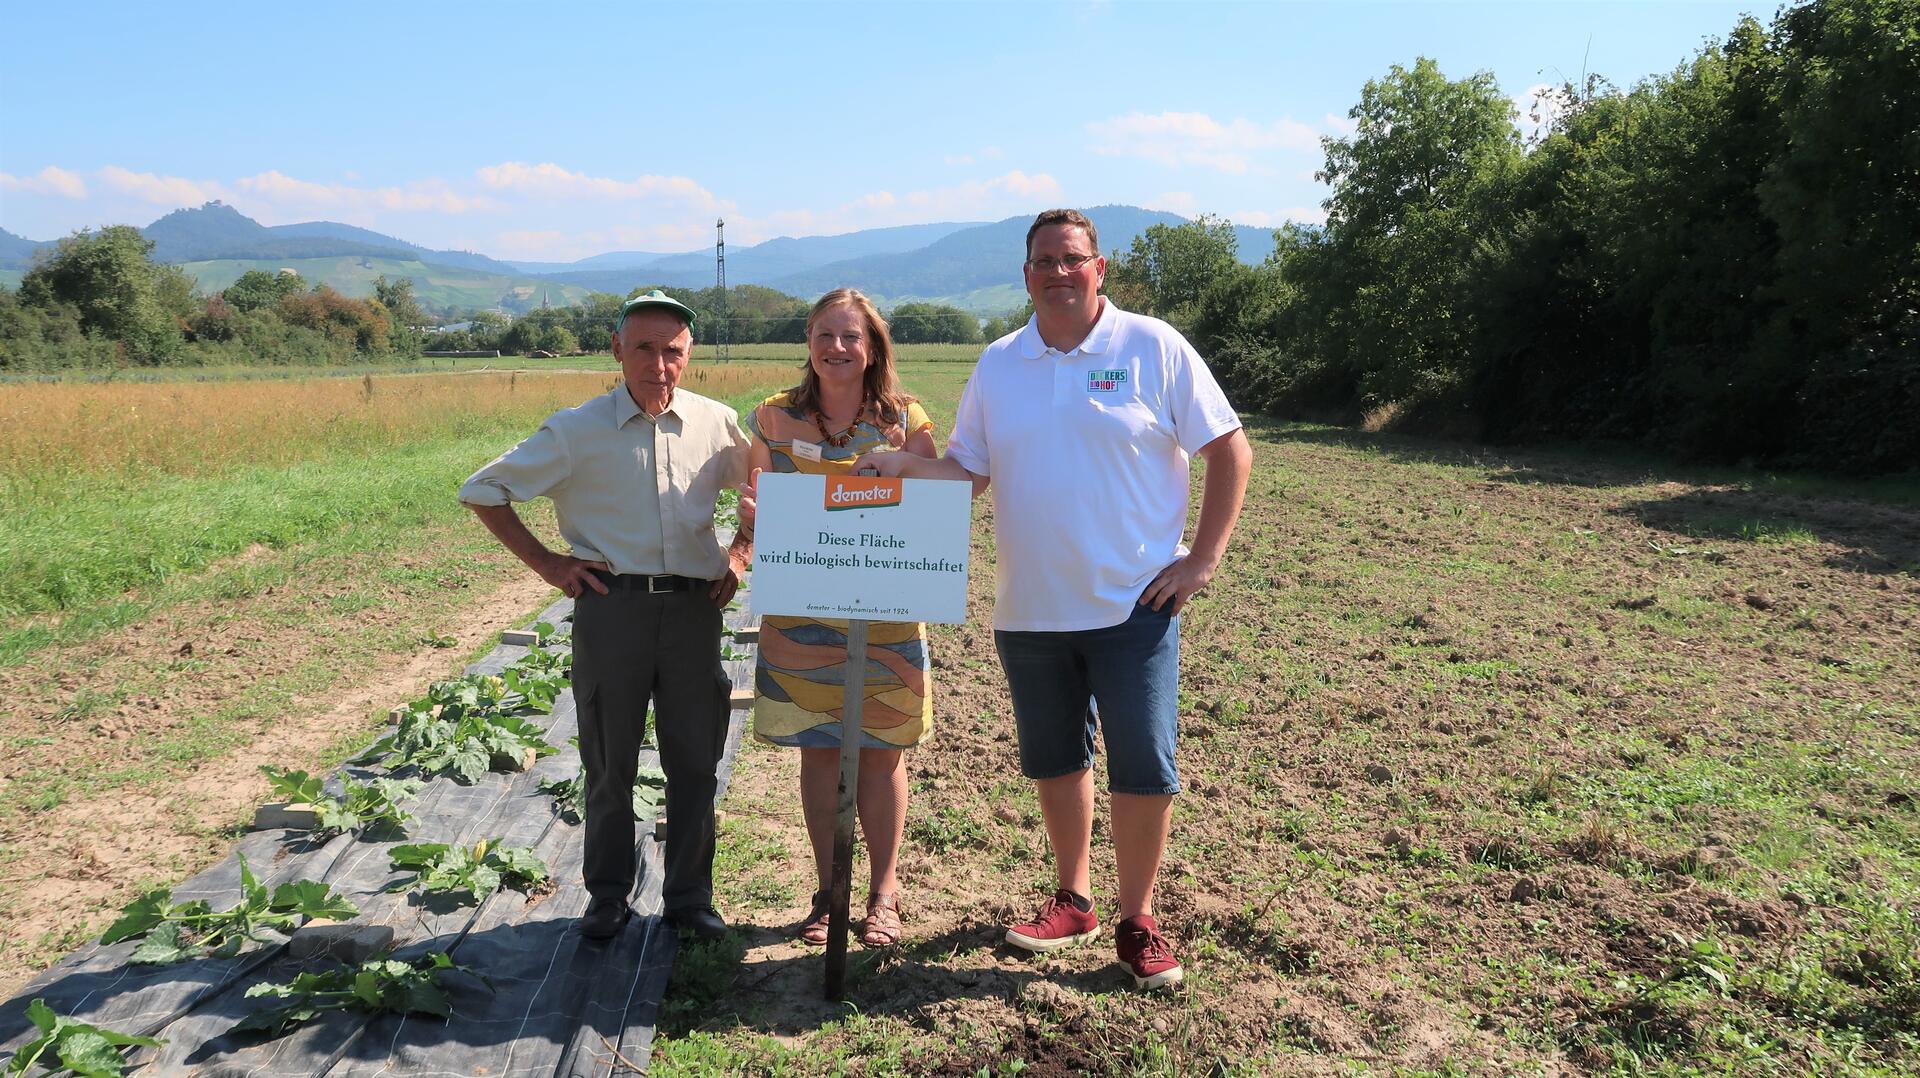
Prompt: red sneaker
<box><xmin>1005</xmin><ymin>889</ymin><xmax>1100</xmax><ymax>953</ymax></box>
<box><xmin>1115</xmin><ymin>914</ymin><xmax>1184</xmax><ymax>989</ymax></box>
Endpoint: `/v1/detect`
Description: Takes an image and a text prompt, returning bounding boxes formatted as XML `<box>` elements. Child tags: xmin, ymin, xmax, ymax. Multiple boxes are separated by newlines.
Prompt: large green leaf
<box><xmin>128</xmin><ymin>922</ymin><xmax>191</xmax><ymax>965</ymax></box>
<box><xmin>259</xmin><ymin>766</ymin><xmax>324</xmax><ymax>804</ymax></box>
<box><xmin>54</xmin><ymin>1030</ymin><xmax>132</xmax><ymax>1077</ymax></box>
<box><xmin>449</xmin><ymin>743</ymin><xmax>490</xmax><ymax>785</ymax></box>
<box><xmin>99</xmin><ymin>891</ymin><xmax>169</xmax><ymax>945</ymax></box>
<box><xmin>272</xmin><ymin>879</ymin><xmax>358</xmax><ymax>921</ymax></box>
<box><xmin>25</xmin><ymin>998</ymin><xmax>60</xmax><ymax>1034</ymax></box>
<box><xmin>397</xmin><ymin>978</ymin><xmax>451</xmax><ymax>1018</ymax></box>
<box><xmin>387</xmin><ymin>842</ymin><xmax>449</xmax><ymax>868</ymax></box>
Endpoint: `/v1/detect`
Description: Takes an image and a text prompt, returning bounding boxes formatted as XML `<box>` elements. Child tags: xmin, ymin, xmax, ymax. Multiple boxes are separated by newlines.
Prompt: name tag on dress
<box><xmin>792</xmin><ymin>439</ymin><xmax>824</xmax><ymax>463</ymax></box>
<box><xmin>1086</xmin><ymin>369</ymin><xmax>1128</xmax><ymax>393</ymax></box>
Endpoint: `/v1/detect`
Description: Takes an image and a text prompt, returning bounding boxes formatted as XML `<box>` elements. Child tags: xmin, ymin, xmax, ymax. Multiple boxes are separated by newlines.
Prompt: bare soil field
<box><xmin>663</xmin><ymin>421</ymin><xmax>1920</xmax><ymax>1076</ymax></box>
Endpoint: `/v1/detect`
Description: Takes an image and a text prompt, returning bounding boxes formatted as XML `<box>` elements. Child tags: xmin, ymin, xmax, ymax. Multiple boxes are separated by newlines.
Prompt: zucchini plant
<box><xmin>354</xmin><ymin>656</ymin><xmax>569</xmax><ymax>783</ymax></box>
<box><xmin>3</xmin><ymin>1000</ymin><xmax>161</xmax><ymax>1077</ymax></box>
<box><xmin>357</xmin><ymin>709</ymin><xmax>556</xmax><ymax>785</ymax></box>
<box><xmin>259</xmin><ymin>767</ymin><xmax>421</xmax><ymax>837</ymax></box>
<box><xmin>234</xmin><ymin>951</ymin><xmax>486</xmax><ymax>1038</ymax></box>
<box><xmin>100</xmin><ymin>856</ymin><xmax>357</xmax><ymax>965</ymax></box>
<box><xmin>387</xmin><ymin>839</ymin><xmax>550</xmax><ymax>901</ymax></box>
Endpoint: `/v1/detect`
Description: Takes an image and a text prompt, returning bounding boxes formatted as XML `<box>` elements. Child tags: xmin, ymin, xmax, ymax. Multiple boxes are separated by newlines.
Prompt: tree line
<box><xmin>0</xmin><ymin>226</ymin><xmax>427</xmax><ymax>371</ymax></box>
<box><xmin>1115</xmin><ymin>0</ymin><xmax>1914</xmax><ymax>474</ymax></box>
<box><xmin>0</xmin><ymin>229</ymin><xmax>994</xmax><ymax>372</ymax></box>
<box><xmin>426</xmin><ymin>286</ymin><xmax>991</xmax><ymax>354</ymax></box>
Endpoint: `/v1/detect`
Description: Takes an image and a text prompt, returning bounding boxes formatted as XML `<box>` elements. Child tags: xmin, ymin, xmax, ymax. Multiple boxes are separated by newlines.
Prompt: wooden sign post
<box><xmin>746</xmin><ymin>472</ymin><xmax>972</xmax><ymax>1000</ymax></box>
<box><xmin>822</xmin><ymin>618</ymin><xmax>867</xmax><ymax>1000</ymax></box>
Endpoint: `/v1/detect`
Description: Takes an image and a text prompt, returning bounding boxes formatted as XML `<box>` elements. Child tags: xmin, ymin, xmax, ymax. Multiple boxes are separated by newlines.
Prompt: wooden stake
<box><xmin>823</xmin><ymin>617</ymin><xmax>868</xmax><ymax>1000</ymax></box>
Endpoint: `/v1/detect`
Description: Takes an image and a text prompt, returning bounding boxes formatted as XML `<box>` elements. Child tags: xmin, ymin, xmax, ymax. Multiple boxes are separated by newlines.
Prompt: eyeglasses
<box><xmin>1024</xmin><ymin>253</ymin><xmax>1097</xmax><ymax>275</ymax></box>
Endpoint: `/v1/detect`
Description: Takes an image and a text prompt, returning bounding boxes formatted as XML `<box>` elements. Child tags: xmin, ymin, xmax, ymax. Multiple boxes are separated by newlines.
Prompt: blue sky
<box><xmin>2</xmin><ymin>1</ymin><xmax>1766</xmax><ymax>261</ymax></box>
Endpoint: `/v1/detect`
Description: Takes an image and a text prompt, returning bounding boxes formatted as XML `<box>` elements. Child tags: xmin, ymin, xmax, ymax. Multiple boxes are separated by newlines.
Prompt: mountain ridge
<box><xmin>1</xmin><ymin>203</ymin><xmax>1288</xmax><ymax>314</ymax></box>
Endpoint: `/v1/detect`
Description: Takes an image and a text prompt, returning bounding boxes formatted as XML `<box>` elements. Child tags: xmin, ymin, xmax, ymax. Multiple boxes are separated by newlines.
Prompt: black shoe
<box><xmin>667</xmin><ymin>905</ymin><xmax>728</xmax><ymax>940</ymax></box>
<box><xmin>580</xmin><ymin>896</ymin><xmax>630</xmax><ymax>941</ymax></box>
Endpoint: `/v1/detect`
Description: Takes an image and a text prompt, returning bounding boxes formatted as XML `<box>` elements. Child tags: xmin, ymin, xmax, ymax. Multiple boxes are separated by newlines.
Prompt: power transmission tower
<box><xmin>714</xmin><ymin>218</ymin><xmax>729</xmax><ymax>361</ymax></box>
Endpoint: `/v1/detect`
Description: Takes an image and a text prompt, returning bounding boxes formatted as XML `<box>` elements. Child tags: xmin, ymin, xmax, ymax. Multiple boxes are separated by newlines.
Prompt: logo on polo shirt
<box><xmin>1086</xmin><ymin>369</ymin><xmax>1129</xmax><ymax>393</ymax></box>
<box><xmin>824</xmin><ymin>475</ymin><xmax>903</xmax><ymax>511</ymax></box>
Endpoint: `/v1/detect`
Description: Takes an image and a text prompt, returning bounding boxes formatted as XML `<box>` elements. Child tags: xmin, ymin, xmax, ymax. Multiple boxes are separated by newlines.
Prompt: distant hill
<box><xmin>766</xmin><ymin>207</ymin><xmax>1279</xmax><ymax>308</ymax></box>
<box><xmin>529</xmin><ymin>220</ymin><xmax>986</xmax><ymax>295</ymax></box>
<box><xmin>141</xmin><ymin>204</ymin><xmax>529</xmax><ymax>276</ymax></box>
<box><xmin>500</xmin><ymin>251</ymin><xmax>671</xmax><ymax>275</ymax></box>
<box><xmin>526</xmin><ymin>212</ymin><xmax>1275</xmax><ymax>314</ymax></box>
<box><xmin>0</xmin><ymin>226</ymin><xmax>51</xmax><ymax>270</ymax></box>
<box><xmin>1</xmin><ymin>203</ymin><xmax>1290</xmax><ymax>315</ymax></box>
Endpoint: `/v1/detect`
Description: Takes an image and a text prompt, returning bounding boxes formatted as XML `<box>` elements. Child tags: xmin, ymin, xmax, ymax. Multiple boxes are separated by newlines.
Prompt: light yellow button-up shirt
<box><xmin>459</xmin><ymin>386</ymin><xmax>751</xmax><ymax>579</ymax></box>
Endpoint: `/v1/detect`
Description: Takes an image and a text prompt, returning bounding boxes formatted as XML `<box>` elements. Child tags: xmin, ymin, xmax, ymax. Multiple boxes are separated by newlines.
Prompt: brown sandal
<box><xmin>861</xmin><ymin>892</ymin><xmax>902</xmax><ymax>948</ymax></box>
<box><xmin>798</xmin><ymin>890</ymin><xmax>832</xmax><ymax>946</ymax></box>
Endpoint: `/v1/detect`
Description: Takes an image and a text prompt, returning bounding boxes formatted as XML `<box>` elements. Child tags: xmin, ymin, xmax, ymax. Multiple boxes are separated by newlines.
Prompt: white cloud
<box><xmin>6</xmin><ymin>156</ymin><xmax>1064</xmax><ymax>264</ymax></box>
<box><xmin>1324</xmin><ymin>111</ymin><xmax>1358</xmax><ymax>138</ymax></box>
<box><xmin>0</xmin><ymin>166</ymin><xmax>88</xmax><ymax>199</ymax></box>
<box><xmin>943</xmin><ymin>153</ymin><xmax>975</xmax><ymax>167</ymax></box>
<box><xmin>97</xmin><ymin>166</ymin><xmax>226</xmax><ymax>205</ymax></box>
<box><xmin>1087</xmin><ymin>110</ymin><xmax>1327</xmax><ymax>175</ymax></box>
<box><xmin>233</xmin><ymin>171</ymin><xmax>499</xmax><ymax>217</ymax></box>
<box><xmin>474</xmin><ymin>162</ymin><xmax>729</xmax><ymax>211</ymax></box>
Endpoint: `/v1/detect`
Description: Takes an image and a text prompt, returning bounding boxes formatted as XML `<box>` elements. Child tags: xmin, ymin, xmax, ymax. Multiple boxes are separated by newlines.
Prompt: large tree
<box><xmin>18</xmin><ymin>226</ymin><xmax>185</xmax><ymax>362</ymax></box>
<box><xmin>1104</xmin><ymin>216</ymin><xmax>1240</xmax><ymax>328</ymax></box>
<box><xmin>1313</xmin><ymin>57</ymin><xmax>1521</xmax><ymax>404</ymax></box>
<box><xmin>888</xmin><ymin>302</ymin><xmax>980</xmax><ymax>344</ymax></box>
<box><xmin>223</xmin><ymin>268</ymin><xmax>307</xmax><ymax>314</ymax></box>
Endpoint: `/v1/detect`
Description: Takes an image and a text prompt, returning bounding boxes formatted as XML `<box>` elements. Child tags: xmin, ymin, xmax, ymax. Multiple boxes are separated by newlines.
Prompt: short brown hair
<box><xmin>1026</xmin><ymin>208</ymin><xmax>1099</xmax><ymax>259</ymax></box>
<box><xmin>787</xmin><ymin>288</ymin><xmax>917</xmax><ymax>429</ymax></box>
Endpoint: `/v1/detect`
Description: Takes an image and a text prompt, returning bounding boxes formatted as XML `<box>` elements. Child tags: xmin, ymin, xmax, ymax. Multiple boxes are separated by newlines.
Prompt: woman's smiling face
<box><xmin>809</xmin><ymin>302</ymin><xmax>871</xmax><ymax>390</ymax></box>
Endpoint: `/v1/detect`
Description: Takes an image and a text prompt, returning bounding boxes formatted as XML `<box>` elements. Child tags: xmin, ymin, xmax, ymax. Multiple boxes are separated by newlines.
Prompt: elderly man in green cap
<box><xmin>460</xmin><ymin>289</ymin><xmax>753</xmax><ymax>942</ymax></box>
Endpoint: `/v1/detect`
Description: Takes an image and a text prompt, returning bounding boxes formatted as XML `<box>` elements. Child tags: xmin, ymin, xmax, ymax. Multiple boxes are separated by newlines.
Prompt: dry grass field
<box><xmin>0</xmin><ymin>365</ymin><xmax>784</xmax><ymax>479</ymax></box>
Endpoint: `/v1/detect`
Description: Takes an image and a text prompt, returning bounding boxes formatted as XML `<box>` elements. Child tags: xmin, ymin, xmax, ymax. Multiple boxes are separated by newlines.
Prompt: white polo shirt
<box><xmin>945</xmin><ymin>299</ymin><xmax>1241</xmax><ymax>632</ymax></box>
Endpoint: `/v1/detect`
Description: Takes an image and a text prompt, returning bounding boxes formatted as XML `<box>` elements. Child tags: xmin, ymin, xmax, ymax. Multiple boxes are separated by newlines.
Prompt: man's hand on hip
<box><xmin>1138</xmin><ymin>554</ymin><xmax>1216</xmax><ymax>616</ymax></box>
<box><xmin>709</xmin><ymin>561</ymin><xmax>743</xmax><ymax>608</ymax></box>
<box><xmin>537</xmin><ymin>551</ymin><xmax>611</xmax><ymax>598</ymax></box>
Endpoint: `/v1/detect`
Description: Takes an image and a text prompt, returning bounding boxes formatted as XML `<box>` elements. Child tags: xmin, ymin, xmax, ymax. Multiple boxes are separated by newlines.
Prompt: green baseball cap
<box><xmin>617</xmin><ymin>288</ymin><xmax>698</xmax><ymax>330</ymax></box>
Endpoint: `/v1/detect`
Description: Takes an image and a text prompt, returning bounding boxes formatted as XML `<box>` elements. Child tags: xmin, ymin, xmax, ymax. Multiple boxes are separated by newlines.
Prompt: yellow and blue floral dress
<box><xmin>745</xmin><ymin>390</ymin><xmax>934</xmax><ymax>749</ymax></box>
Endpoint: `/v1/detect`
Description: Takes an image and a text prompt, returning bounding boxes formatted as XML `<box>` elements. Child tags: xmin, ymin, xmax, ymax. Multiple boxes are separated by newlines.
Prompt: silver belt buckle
<box><xmin>645</xmin><ymin>575</ymin><xmax>673</xmax><ymax>594</ymax></box>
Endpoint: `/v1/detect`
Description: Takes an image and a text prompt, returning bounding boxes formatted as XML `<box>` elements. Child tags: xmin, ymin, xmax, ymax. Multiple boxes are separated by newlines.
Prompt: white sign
<box><xmin>750</xmin><ymin>473</ymin><xmax>972</xmax><ymax>624</ymax></box>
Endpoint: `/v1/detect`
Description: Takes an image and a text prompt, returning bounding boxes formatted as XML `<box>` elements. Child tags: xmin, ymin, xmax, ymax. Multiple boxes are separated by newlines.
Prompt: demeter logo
<box><xmin>824</xmin><ymin>475</ymin><xmax>903</xmax><ymax>511</ymax></box>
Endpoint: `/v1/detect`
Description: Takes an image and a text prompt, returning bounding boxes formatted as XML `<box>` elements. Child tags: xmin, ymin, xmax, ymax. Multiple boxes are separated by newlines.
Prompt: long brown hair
<box><xmin>788</xmin><ymin>288</ymin><xmax>916</xmax><ymax>430</ymax></box>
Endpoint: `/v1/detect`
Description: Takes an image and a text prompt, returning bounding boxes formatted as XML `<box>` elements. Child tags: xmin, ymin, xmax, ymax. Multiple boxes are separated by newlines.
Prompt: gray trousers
<box><xmin>571</xmin><ymin>585</ymin><xmax>730</xmax><ymax>912</ymax></box>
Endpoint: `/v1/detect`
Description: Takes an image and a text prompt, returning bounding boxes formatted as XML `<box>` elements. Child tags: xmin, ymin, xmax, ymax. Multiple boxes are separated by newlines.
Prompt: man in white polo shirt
<box><xmin>861</xmin><ymin>209</ymin><xmax>1251</xmax><ymax>989</ymax></box>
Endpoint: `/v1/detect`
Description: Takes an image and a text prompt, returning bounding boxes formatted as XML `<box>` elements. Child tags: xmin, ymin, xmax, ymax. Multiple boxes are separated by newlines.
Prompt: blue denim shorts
<box><xmin>993</xmin><ymin>603</ymin><xmax>1181</xmax><ymax>795</ymax></box>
